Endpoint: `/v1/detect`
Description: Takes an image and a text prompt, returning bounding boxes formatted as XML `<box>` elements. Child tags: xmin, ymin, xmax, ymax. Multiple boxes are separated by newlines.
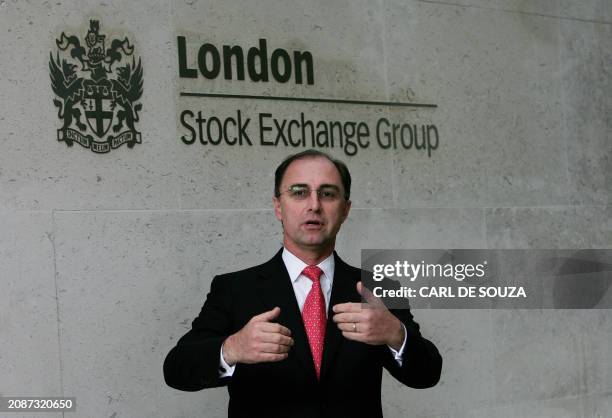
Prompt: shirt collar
<box><xmin>282</xmin><ymin>247</ymin><xmax>335</xmax><ymax>284</ymax></box>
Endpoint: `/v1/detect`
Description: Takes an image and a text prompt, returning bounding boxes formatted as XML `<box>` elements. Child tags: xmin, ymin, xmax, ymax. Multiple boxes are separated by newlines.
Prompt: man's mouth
<box><xmin>303</xmin><ymin>220</ymin><xmax>324</xmax><ymax>229</ymax></box>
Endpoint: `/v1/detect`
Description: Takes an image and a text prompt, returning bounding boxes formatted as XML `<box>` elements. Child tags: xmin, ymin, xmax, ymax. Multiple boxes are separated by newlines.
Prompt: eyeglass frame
<box><xmin>278</xmin><ymin>184</ymin><xmax>349</xmax><ymax>201</ymax></box>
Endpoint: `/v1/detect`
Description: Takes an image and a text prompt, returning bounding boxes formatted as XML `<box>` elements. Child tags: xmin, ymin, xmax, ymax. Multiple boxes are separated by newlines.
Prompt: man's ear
<box><xmin>273</xmin><ymin>196</ymin><xmax>283</xmax><ymax>221</ymax></box>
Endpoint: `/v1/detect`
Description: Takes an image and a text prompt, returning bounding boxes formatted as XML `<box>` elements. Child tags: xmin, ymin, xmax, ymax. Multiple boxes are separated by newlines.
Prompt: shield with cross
<box><xmin>81</xmin><ymin>79</ymin><xmax>115</xmax><ymax>138</ymax></box>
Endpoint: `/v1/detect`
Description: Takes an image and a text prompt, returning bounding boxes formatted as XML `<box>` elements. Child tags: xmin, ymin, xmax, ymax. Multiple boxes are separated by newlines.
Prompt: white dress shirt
<box><xmin>219</xmin><ymin>248</ymin><xmax>407</xmax><ymax>376</ymax></box>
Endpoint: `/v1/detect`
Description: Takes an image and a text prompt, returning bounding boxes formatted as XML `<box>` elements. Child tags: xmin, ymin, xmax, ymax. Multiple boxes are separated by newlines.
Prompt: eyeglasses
<box><xmin>280</xmin><ymin>185</ymin><xmax>343</xmax><ymax>201</ymax></box>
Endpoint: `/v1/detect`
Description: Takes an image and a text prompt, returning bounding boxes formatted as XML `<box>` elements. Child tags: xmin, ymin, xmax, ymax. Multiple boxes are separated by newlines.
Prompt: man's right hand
<box><xmin>222</xmin><ymin>307</ymin><xmax>294</xmax><ymax>366</ymax></box>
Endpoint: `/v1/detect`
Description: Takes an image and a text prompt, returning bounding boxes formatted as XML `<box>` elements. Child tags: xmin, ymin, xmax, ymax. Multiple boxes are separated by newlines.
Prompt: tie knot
<box><xmin>302</xmin><ymin>265</ymin><xmax>323</xmax><ymax>282</ymax></box>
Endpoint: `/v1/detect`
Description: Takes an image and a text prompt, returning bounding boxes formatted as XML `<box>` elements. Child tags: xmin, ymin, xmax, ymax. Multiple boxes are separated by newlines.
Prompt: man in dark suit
<box><xmin>164</xmin><ymin>150</ymin><xmax>442</xmax><ymax>417</ymax></box>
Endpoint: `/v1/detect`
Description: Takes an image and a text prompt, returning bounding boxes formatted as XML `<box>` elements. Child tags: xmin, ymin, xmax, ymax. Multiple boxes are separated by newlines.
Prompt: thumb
<box><xmin>357</xmin><ymin>281</ymin><xmax>384</xmax><ymax>307</ymax></box>
<box><xmin>252</xmin><ymin>306</ymin><xmax>281</xmax><ymax>322</ymax></box>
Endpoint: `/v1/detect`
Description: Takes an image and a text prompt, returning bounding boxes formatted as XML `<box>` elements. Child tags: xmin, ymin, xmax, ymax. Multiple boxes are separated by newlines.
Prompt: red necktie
<box><xmin>301</xmin><ymin>265</ymin><xmax>326</xmax><ymax>380</ymax></box>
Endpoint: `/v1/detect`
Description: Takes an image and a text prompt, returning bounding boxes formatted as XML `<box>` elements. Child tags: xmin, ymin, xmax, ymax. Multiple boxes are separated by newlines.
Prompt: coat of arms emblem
<box><xmin>49</xmin><ymin>20</ymin><xmax>143</xmax><ymax>153</ymax></box>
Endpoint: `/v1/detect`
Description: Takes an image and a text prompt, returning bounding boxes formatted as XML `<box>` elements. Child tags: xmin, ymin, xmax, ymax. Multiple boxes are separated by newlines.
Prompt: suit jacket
<box><xmin>164</xmin><ymin>249</ymin><xmax>442</xmax><ymax>418</ymax></box>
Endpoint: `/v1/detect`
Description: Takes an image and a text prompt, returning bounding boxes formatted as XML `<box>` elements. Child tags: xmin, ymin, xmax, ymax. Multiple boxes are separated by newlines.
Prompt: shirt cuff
<box><xmin>387</xmin><ymin>323</ymin><xmax>408</xmax><ymax>366</ymax></box>
<box><xmin>219</xmin><ymin>342</ymin><xmax>236</xmax><ymax>377</ymax></box>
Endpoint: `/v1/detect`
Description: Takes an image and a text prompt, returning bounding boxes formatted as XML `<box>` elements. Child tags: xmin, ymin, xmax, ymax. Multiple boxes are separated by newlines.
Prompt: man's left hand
<box><xmin>332</xmin><ymin>282</ymin><xmax>405</xmax><ymax>350</ymax></box>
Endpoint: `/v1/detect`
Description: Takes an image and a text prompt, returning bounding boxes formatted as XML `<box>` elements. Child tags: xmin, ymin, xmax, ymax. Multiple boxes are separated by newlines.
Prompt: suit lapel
<box><xmin>320</xmin><ymin>252</ymin><xmax>360</xmax><ymax>382</ymax></box>
<box><xmin>255</xmin><ymin>249</ymin><xmax>317</xmax><ymax>382</ymax></box>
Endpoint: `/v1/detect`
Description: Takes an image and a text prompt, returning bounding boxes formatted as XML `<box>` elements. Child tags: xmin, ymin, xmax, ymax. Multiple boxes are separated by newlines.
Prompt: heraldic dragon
<box><xmin>49</xmin><ymin>20</ymin><xmax>143</xmax><ymax>152</ymax></box>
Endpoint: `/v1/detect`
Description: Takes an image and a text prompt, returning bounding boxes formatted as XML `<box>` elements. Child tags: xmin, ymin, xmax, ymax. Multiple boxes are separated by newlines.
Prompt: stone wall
<box><xmin>1</xmin><ymin>0</ymin><xmax>610</xmax><ymax>416</ymax></box>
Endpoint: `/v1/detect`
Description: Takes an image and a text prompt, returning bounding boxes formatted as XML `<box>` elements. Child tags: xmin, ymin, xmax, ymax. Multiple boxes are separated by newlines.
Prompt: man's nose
<box><xmin>306</xmin><ymin>190</ymin><xmax>322</xmax><ymax>211</ymax></box>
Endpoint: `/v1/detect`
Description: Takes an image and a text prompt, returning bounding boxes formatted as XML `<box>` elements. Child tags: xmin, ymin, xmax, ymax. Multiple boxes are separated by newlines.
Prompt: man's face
<box><xmin>273</xmin><ymin>157</ymin><xmax>351</xmax><ymax>257</ymax></box>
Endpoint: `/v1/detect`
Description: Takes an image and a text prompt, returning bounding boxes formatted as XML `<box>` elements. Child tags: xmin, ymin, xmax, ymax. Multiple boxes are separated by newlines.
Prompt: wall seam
<box><xmin>50</xmin><ymin>209</ymin><xmax>65</xmax><ymax>418</ymax></box>
<box><xmin>482</xmin><ymin>207</ymin><xmax>489</xmax><ymax>249</ymax></box>
<box><xmin>378</xmin><ymin>0</ymin><xmax>398</xmax><ymax>208</ymax></box>
<box><xmin>557</xmin><ymin>9</ymin><xmax>573</xmax><ymax>209</ymax></box>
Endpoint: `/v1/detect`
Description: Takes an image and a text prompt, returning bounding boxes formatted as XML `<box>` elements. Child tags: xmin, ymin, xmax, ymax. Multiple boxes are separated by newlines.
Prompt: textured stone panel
<box><xmin>493</xmin><ymin>0</ymin><xmax>562</xmax><ymax>18</ymax></box>
<box><xmin>0</xmin><ymin>212</ymin><xmax>62</xmax><ymax>399</ymax></box>
<box><xmin>54</xmin><ymin>209</ymin><xmax>281</xmax><ymax>418</ymax></box>
<box><xmin>383</xmin><ymin>0</ymin><xmax>569</xmax><ymax>207</ymax></box>
<box><xmin>429</xmin><ymin>0</ymin><xmax>611</xmax><ymax>23</ymax></box>
<box><xmin>581</xmin><ymin>392</ymin><xmax>612</xmax><ymax>418</ymax></box>
<box><xmin>560</xmin><ymin>19</ymin><xmax>612</xmax><ymax>206</ymax></box>
<box><xmin>0</xmin><ymin>1</ymin><xmax>180</xmax><ymax>211</ymax></box>
<box><xmin>336</xmin><ymin>207</ymin><xmax>485</xmax><ymax>265</ymax></box>
<box><xmin>558</xmin><ymin>0</ymin><xmax>612</xmax><ymax>23</ymax></box>
<box><xmin>382</xmin><ymin>310</ymin><xmax>495</xmax><ymax>417</ymax></box>
<box><xmin>485</xmin><ymin>206</ymin><xmax>612</xmax><ymax>249</ymax></box>
<box><xmin>491</xmin><ymin>310</ymin><xmax>585</xmax><ymax>403</ymax></box>
<box><xmin>578</xmin><ymin>310</ymin><xmax>612</xmax><ymax>396</ymax></box>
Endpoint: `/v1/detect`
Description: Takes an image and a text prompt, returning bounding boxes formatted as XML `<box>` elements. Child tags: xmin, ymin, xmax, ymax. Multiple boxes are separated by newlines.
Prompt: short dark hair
<box><xmin>274</xmin><ymin>149</ymin><xmax>352</xmax><ymax>200</ymax></box>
